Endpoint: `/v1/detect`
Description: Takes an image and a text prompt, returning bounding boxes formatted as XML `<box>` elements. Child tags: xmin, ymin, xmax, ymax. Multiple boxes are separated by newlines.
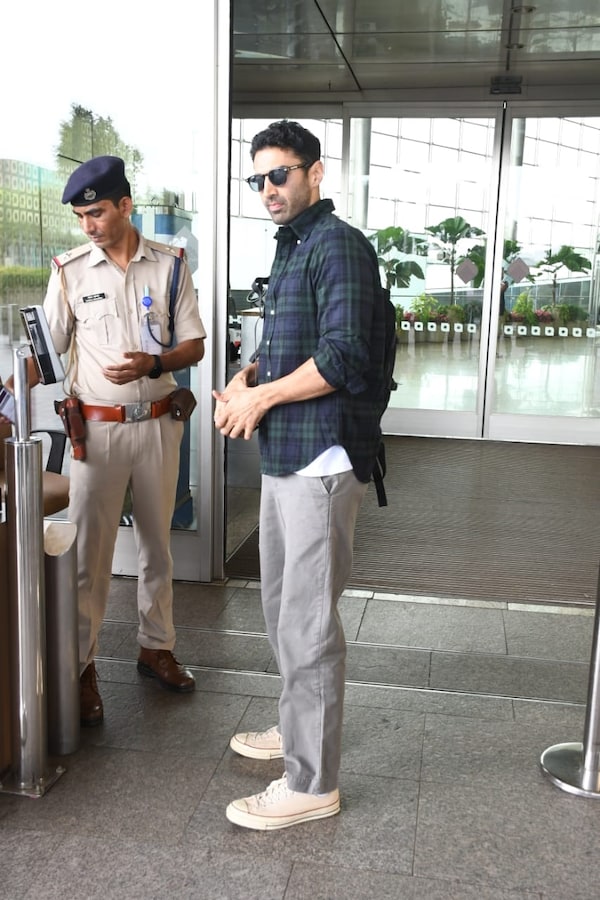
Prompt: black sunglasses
<box><xmin>246</xmin><ymin>162</ymin><xmax>314</xmax><ymax>192</ymax></box>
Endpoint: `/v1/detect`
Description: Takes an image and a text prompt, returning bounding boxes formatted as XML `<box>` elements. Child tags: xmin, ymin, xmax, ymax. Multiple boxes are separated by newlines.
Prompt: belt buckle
<box><xmin>124</xmin><ymin>401</ymin><xmax>151</xmax><ymax>423</ymax></box>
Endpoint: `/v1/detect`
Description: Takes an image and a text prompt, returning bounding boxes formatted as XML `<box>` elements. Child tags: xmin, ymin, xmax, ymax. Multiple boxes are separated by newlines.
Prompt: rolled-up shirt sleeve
<box><xmin>311</xmin><ymin>227</ymin><xmax>375</xmax><ymax>394</ymax></box>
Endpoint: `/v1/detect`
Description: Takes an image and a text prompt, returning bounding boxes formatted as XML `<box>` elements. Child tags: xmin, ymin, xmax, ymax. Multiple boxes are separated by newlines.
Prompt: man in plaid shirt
<box><xmin>214</xmin><ymin>120</ymin><xmax>387</xmax><ymax>830</ymax></box>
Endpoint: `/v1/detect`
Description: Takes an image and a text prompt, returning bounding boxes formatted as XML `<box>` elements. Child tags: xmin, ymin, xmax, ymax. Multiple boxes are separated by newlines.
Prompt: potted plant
<box><xmin>410</xmin><ymin>292</ymin><xmax>447</xmax><ymax>342</ymax></box>
<box><xmin>509</xmin><ymin>291</ymin><xmax>537</xmax><ymax>326</ymax></box>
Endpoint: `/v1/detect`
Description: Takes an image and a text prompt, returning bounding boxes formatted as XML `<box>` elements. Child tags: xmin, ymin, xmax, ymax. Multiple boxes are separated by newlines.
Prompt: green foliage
<box><xmin>56</xmin><ymin>103</ymin><xmax>144</xmax><ymax>189</ymax></box>
<box><xmin>394</xmin><ymin>304</ymin><xmax>405</xmax><ymax>327</ymax></box>
<box><xmin>535</xmin><ymin>245</ymin><xmax>592</xmax><ymax>308</ymax></box>
<box><xmin>424</xmin><ymin>216</ymin><xmax>485</xmax><ymax>303</ymax></box>
<box><xmin>461</xmin><ymin>300</ymin><xmax>482</xmax><ymax>323</ymax></box>
<box><xmin>0</xmin><ymin>266</ymin><xmax>47</xmax><ymax>295</ymax></box>
<box><xmin>424</xmin><ymin>216</ymin><xmax>485</xmax><ymax>257</ymax></box>
<box><xmin>536</xmin><ymin>245</ymin><xmax>592</xmax><ymax>276</ymax></box>
<box><xmin>463</xmin><ymin>243</ymin><xmax>486</xmax><ymax>289</ymax></box>
<box><xmin>557</xmin><ymin>303</ymin><xmax>588</xmax><ymax>324</ymax></box>
<box><xmin>447</xmin><ymin>304</ymin><xmax>466</xmax><ymax>323</ymax></box>
<box><xmin>455</xmin><ymin>237</ymin><xmax>531</xmax><ymax>291</ymax></box>
<box><xmin>513</xmin><ymin>291</ymin><xmax>536</xmax><ymax>325</ymax></box>
<box><xmin>369</xmin><ymin>226</ymin><xmax>426</xmax><ymax>290</ymax></box>
<box><xmin>411</xmin><ymin>293</ymin><xmax>440</xmax><ymax>323</ymax></box>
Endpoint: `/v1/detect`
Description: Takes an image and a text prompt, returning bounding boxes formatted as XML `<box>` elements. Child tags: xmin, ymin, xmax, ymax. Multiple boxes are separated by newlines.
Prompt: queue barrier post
<box><xmin>0</xmin><ymin>347</ymin><xmax>64</xmax><ymax>797</ymax></box>
<box><xmin>540</xmin><ymin>561</ymin><xmax>600</xmax><ymax>797</ymax></box>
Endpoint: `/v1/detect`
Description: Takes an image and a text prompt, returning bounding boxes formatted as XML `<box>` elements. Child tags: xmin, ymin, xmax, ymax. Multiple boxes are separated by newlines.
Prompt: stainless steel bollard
<box><xmin>6</xmin><ymin>432</ymin><xmax>47</xmax><ymax>792</ymax></box>
<box><xmin>540</xmin><ymin>562</ymin><xmax>600</xmax><ymax>797</ymax></box>
<box><xmin>0</xmin><ymin>348</ymin><xmax>63</xmax><ymax>797</ymax></box>
<box><xmin>44</xmin><ymin>521</ymin><xmax>79</xmax><ymax>757</ymax></box>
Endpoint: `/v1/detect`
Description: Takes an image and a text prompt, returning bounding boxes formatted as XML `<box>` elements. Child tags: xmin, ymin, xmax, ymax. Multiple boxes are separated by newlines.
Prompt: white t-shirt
<box><xmin>295</xmin><ymin>445</ymin><xmax>353</xmax><ymax>476</ymax></box>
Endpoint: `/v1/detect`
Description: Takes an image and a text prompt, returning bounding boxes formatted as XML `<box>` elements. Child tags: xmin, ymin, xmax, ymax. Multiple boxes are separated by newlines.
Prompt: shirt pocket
<box><xmin>141</xmin><ymin>308</ymin><xmax>171</xmax><ymax>350</ymax></box>
<box><xmin>74</xmin><ymin>295</ymin><xmax>121</xmax><ymax>347</ymax></box>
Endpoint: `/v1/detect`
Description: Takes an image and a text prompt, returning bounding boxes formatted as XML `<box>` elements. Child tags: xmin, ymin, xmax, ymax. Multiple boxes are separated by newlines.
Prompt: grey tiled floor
<box><xmin>2</xmin><ymin>577</ymin><xmax>600</xmax><ymax>899</ymax></box>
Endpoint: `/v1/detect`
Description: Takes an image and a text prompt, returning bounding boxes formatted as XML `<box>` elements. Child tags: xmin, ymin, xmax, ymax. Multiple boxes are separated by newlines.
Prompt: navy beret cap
<box><xmin>61</xmin><ymin>155</ymin><xmax>131</xmax><ymax>205</ymax></box>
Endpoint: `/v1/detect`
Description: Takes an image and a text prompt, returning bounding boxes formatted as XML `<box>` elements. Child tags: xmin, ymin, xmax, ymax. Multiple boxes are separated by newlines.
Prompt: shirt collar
<box><xmin>276</xmin><ymin>198</ymin><xmax>335</xmax><ymax>243</ymax></box>
<box><xmin>88</xmin><ymin>228</ymin><xmax>144</xmax><ymax>266</ymax></box>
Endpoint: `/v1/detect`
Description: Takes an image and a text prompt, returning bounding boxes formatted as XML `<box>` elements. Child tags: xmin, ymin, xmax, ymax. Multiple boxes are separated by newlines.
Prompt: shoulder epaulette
<box><xmin>52</xmin><ymin>243</ymin><xmax>92</xmax><ymax>269</ymax></box>
<box><xmin>144</xmin><ymin>238</ymin><xmax>185</xmax><ymax>259</ymax></box>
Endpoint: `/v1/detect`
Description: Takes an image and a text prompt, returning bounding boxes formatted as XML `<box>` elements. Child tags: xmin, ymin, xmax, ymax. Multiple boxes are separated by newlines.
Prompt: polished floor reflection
<box><xmin>1</xmin><ymin>575</ymin><xmax>599</xmax><ymax>899</ymax></box>
<box><xmin>389</xmin><ymin>328</ymin><xmax>600</xmax><ymax>416</ymax></box>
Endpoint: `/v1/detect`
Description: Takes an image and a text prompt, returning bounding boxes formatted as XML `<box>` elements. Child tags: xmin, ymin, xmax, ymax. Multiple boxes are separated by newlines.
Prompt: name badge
<box><xmin>83</xmin><ymin>293</ymin><xmax>106</xmax><ymax>303</ymax></box>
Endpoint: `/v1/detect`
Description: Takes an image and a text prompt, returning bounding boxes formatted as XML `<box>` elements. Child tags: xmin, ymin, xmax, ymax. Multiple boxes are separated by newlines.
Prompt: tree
<box><xmin>55</xmin><ymin>104</ymin><xmax>143</xmax><ymax>190</ymax></box>
<box><xmin>424</xmin><ymin>216</ymin><xmax>485</xmax><ymax>304</ymax></box>
<box><xmin>534</xmin><ymin>245</ymin><xmax>592</xmax><ymax>310</ymax></box>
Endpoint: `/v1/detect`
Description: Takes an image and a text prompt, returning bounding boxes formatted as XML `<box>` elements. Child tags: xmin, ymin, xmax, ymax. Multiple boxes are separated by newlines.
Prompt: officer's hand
<box><xmin>103</xmin><ymin>352</ymin><xmax>151</xmax><ymax>385</ymax></box>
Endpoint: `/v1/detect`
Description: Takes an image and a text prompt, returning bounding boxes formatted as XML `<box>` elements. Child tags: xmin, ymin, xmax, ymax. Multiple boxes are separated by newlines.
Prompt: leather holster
<box><xmin>55</xmin><ymin>397</ymin><xmax>87</xmax><ymax>460</ymax></box>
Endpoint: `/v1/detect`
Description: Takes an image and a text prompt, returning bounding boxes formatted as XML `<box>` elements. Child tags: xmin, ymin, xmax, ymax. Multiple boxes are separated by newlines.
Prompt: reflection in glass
<box><xmin>496</xmin><ymin>117</ymin><xmax>600</xmax><ymax>418</ymax></box>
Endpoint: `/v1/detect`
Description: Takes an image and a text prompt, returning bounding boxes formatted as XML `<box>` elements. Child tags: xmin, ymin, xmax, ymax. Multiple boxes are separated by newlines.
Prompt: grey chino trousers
<box><xmin>259</xmin><ymin>470</ymin><xmax>368</xmax><ymax>795</ymax></box>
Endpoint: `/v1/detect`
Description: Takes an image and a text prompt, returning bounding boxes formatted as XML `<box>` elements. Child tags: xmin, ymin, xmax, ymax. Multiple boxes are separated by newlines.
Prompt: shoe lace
<box><xmin>256</xmin><ymin>726</ymin><xmax>280</xmax><ymax>742</ymax></box>
<box><xmin>155</xmin><ymin>650</ymin><xmax>181</xmax><ymax>665</ymax></box>
<box><xmin>255</xmin><ymin>775</ymin><xmax>291</xmax><ymax>807</ymax></box>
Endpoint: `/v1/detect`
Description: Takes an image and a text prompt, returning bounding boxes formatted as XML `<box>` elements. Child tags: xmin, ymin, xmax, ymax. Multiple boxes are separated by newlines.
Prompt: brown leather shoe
<box><xmin>80</xmin><ymin>661</ymin><xmax>104</xmax><ymax>727</ymax></box>
<box><xmin>137</xmin><ymin>648</ymin><xmax>195</xmax><ymax>693</ymax></box>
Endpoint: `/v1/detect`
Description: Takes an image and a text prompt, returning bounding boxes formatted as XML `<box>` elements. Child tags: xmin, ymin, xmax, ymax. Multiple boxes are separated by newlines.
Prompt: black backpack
<box><xmin>372</xmin><ymin>288</ymin><xmax>398</xmax><ymax>507</ymax></box>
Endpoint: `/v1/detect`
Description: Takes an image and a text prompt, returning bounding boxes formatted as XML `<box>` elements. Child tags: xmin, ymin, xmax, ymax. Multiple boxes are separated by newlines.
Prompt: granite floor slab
<box><xmin>2</xmin><ymin>575</ymin><xmax>599</xmax><ymax>899</ymax></box>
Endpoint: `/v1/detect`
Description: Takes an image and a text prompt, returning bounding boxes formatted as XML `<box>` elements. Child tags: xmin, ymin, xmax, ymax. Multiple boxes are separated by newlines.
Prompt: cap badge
<box><xmin>83</xmin><ymin>188</ymin><xmax>97</xmax><ymax>201</ymax></box>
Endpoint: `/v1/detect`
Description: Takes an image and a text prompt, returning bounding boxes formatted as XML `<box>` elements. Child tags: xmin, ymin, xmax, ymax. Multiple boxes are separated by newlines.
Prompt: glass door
<box><xmin>346</xmin><ymin>109</ymin><xmax>600</xmax><ymax>445</ymax></box>
<box><xmin>346</xmin><ymin>111</ymin><xmax>503</xmax><ymax>440</ymax></box>
<box><xmin>225</xmin><ymin>108</ymin><xmax>600</xmax><ymax>574</ymax></box>
<box><xmin>487</xmin><ymin>110</ymin><xmax>600</xmax><ymax>444</ymax></box>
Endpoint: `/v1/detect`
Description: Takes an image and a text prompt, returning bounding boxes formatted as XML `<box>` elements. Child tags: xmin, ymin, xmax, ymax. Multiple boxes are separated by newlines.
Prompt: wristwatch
<box><xmin>148</xmin><ymin>355</ymin><xmax>163</xmax><ymax>379</ymax></box>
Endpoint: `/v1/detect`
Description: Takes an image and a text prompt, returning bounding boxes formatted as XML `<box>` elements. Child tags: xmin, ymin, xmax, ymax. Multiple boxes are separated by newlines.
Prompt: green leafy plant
<box><xmin>411</xmin><ymin>292</ymin><xmax>440</xmax><ymax>323</ymax></box>
<box><xmin>511</xmin><ymin>291</ymin><xmax>536</xmax><ymax>325</ymax></box>
<box><xmin>535</xmin><ymin>246</ymin><xmax>592</xmax><ymax>310</ymax></box>
<box><xmin>463</xmin><ymin>238</ymin><xmax>533</xmax><ymax>290</ymax></box>
<box><xmin>557</xmin><ymin>303</ymin><xmax>588</xmax><ymax>324</ymax></box>
<box><xmin>424</xmin><ymin>216</ymin><xmax>485</xmax><ymax>304</ymax></box>
<box><xmin>369</xmin><ymin>226</ymin><xmax>426</xmax><ymax>291</ymax></box>
<box><xmin>447</xmin><ymin>304</ymin><xmax>466</xmax><ymax>324</ymax></box>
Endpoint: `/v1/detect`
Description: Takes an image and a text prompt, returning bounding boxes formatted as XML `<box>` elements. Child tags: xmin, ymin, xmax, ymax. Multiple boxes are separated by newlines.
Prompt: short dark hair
<box><xmin>103</xmin><ymin>188</ymin><xmax>132</xmax><ymax>207</ymax></box>
<box><xmin>250</xmin><ymin>120</ymin><xmax>321</xmax><ymax>166</ymax></box>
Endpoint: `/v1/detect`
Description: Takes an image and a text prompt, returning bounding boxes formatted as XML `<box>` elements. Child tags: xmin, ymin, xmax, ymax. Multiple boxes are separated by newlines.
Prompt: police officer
<box><xmin>37</xmin><ymin>156</ymin><xmax>205</xmax><ymax>725</ymax></box>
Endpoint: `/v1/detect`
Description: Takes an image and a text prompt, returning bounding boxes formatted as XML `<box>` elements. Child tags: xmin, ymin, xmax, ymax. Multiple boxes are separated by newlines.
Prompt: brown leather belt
<box><xmin>81</xmin><ymin>394</ymin><xmax>172</xmax><ymax>423</ymax></box>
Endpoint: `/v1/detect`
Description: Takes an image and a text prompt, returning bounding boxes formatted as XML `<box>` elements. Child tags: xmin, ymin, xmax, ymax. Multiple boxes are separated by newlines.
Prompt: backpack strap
<box><xmin>372</xmin><ymin>441</ymin><xmax>388</xmax><ymax>507</ymax></box>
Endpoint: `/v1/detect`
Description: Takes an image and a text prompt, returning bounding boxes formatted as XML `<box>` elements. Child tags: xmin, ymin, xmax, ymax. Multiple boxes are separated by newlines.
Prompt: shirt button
<box><xmin>296</xmin><ymin>239</ymin><xmax>301</xmax><ymax>245</ymax></box>
<box><xmin>270</xmin><ymin>309</ymin><xmax>274</xmax><ymax>315</ymax></box>
<box><xmin>266</xmin><ymin>371</ymin><xmax>271</xmax><ymax>377</ymax></box>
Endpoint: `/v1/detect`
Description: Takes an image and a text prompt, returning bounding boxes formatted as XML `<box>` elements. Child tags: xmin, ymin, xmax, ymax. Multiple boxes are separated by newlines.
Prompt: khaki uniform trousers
<box><xmin>68</xmin><ymin>414</ymin><xmax>183</xmax><ymax>672</ymax></box>
<box><xmin>259</xmin><ymin>470</ymin><xmax>367</xmax><ymax>795</ymax></box>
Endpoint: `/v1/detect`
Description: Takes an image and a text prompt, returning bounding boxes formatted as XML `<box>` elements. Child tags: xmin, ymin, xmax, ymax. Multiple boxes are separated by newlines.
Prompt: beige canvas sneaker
<box><xmin>226</xmin><ymin>774</ymin><xmax>340</xmax><ymax>830</ymax></box>
<box><xmin>229</xmin><ymin>725</ymin><xmax>284</xmax><ymax>759</ymax></box>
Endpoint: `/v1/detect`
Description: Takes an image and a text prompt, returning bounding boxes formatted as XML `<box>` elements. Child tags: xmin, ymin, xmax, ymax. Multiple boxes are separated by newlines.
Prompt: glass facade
<box><xmin>229</xmin><ymin>113</ymin><xmax>600</xmax><ymax>435</ymax></box>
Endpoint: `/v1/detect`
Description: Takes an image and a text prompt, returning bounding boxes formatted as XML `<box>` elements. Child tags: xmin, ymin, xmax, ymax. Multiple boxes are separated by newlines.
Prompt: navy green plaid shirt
<box><xmin>257</xmin><ymin>199</ymin><xmax>387</xmax><ymax>483</ymax></box>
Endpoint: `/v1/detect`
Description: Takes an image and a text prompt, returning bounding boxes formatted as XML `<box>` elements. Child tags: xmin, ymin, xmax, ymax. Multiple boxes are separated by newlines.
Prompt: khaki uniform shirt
<box><xmin>43</xmin><ymin>232</ymin><xmax>206</xmax><ymax>404</ymax></box>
